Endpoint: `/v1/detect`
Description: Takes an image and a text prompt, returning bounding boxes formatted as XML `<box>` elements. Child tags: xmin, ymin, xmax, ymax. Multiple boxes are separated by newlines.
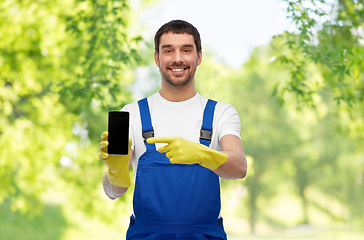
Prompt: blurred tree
<box><xmin>274</xmin><ymin>0</ymin><xmax>364</xmax><ymax>227</ymax></box>
<box><xmin>275</xmin><ymin>0</ymin><xmax>364</xmax><ymax>147</ymax></box>
<box><xmin>0</xmin><ymin>0</ymin><xmax>143</xmax><ymax>221</ymax></box>
<box><xmin>276</xmin><ymin>0</ymin><xmax>364</xmax><ymax>107</ymax></box>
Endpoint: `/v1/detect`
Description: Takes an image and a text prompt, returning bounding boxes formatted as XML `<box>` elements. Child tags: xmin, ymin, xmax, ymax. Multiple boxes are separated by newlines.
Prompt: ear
<box><xmin>154</xmin><ymin>51</ymin><xmax>160</xmax><ymax>67</ymax></box>
<box><xmin>197</xmin><ymin>50</ymin><xmax>202</xmax><ymax>66</ymax></box>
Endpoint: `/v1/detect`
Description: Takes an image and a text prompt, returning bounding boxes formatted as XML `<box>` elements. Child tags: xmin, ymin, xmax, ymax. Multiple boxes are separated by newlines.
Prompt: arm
<box><xmin>102</xmin><ymin>149</ymin><xmax>133</xmax><ymax>199</ymax></box>
<box><xmin>213</xmin><ymin>134</ymin><xmax>247</xmax><ymax>180</ymax></box>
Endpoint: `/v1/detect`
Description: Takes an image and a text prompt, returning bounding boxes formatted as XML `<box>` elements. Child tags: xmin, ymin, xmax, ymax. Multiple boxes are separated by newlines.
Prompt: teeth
<box><xmin>171</xmin><ymin>68</ymin><xmax>184</xmax><ymax>72</ymax></box>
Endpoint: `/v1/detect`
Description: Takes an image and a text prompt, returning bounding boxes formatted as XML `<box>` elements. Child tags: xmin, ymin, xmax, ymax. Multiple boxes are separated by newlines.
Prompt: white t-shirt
<box><xmin>121</xmin><ymin>92</ymin><xmax>241</xmax><ymax>180</ymax></box>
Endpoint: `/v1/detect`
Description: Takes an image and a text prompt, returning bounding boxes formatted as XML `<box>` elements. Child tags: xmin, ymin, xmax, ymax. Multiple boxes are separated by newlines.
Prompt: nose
<box><xmin>173</xmin><ymin>50</ymin><xmax>183</xmax><ymax>63</ymax></box>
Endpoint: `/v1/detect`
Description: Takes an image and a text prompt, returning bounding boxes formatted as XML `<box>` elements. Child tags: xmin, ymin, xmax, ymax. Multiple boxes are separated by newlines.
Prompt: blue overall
<box><xmin>126</xmin><ymin>98</ymin><xmax>227</xmax><ymax>240</ymax></box>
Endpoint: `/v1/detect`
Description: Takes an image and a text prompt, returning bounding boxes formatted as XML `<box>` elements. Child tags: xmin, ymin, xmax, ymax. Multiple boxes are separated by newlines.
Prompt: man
<box><xmin>99</xmin><ymin>20</ymin><xmax>247</xmax><ymax>239</ymax></box>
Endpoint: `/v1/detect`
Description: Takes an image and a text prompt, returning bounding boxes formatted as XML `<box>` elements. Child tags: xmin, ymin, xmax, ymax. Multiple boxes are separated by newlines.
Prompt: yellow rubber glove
<box><xmin>99</xmin><ymin>131</ymin><xmax>131</xmax><ymax>188</ymax></box>
<box><xmin>147</xmin><ymin>137</ymin><xmax>228</xmax><ymax>171</ymax></box>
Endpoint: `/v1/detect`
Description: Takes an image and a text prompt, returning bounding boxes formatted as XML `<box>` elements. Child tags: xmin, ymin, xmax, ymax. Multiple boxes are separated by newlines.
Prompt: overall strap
<box><xmin>200</xmin><ymin>99</ymin><xmax>217</xmax><ymax>147</ymax></box>
<box><xmin>138</xmin><ymin>98</ymin><xmax>156</xmax><ymax>151</ymax></box>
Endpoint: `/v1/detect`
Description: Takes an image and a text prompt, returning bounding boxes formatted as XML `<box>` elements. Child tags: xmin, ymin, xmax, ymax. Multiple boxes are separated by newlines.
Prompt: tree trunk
<box><xmin>299</xmin><ymin>183</ymin><xmax>309</xmax><ymax>224</ymax></box>
<box><xmin>249</xmin><ymin>192</ymin><xmax>257</xmax><ymax>233</ymax></box>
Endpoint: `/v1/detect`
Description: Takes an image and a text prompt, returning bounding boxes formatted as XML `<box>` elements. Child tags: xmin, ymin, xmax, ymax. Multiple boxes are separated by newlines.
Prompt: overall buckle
<box><xmin>200</xmin><ymin>129</ymin><xmax>212</xmax><ymax>141</ymax></box>
<box><xmin>142</xmin><ymin>130</ymin><xmax>154</xmax><ymax>142</ymax></box>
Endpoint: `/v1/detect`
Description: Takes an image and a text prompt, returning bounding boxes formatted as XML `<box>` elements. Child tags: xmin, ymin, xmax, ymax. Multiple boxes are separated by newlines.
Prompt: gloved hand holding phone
<box><xmin>147</xmin><ymin>136</ymin><xmax>228</xmax><ymax>171</ymax></box>
<box><xmin>99</xmin><ymin>131</ymin><xmax>131</xmax><ymax>188</ymax></box>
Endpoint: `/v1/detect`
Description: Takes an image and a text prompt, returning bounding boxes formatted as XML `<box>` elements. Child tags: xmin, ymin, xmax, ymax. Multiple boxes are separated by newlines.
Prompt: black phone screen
<box><xmin>107</xmin><ymin>111</ymin><xmax>129</xmax><ymax>155</ymax></box>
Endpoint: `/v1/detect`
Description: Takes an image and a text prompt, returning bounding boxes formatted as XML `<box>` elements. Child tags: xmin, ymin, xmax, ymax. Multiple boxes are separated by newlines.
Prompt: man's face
<box><xmin>154</xmin><ymin>32</ymin><xmax>202</xmax><ymax>88</ymax></box>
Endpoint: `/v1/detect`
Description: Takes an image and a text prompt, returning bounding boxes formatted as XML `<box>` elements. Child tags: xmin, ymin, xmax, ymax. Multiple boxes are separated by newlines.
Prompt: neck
<box><xmin>159</xmin><ymin>80</ymin><xmax>196</xmax><ymax>102</ymax></box>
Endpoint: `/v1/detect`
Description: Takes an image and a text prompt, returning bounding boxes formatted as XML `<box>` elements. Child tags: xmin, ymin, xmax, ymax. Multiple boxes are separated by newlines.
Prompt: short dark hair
<box><xmin>154</xmin><ymin>20</ymin><xmax>202</xmax><ymax>55</ymax></box>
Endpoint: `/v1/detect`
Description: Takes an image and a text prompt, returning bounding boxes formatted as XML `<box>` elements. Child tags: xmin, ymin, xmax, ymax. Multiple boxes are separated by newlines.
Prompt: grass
<box><xmin>0</xmin><ymin>199</ymin><xmax>67</xmax><ymax>240</ymax></box>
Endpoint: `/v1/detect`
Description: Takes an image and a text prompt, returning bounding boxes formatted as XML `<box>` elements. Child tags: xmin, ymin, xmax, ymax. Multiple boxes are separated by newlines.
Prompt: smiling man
<box><xmin>99</xmin><ymin>20</ymin><xmax>247</xmax><ymax>240</ymax></box>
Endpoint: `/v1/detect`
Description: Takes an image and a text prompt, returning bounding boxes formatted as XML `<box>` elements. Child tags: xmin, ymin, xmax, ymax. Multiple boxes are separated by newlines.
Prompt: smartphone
<box><xmin>107</xmin><ymin>111</ymin><xmax>130</xmax><ymax>155</ymax></box>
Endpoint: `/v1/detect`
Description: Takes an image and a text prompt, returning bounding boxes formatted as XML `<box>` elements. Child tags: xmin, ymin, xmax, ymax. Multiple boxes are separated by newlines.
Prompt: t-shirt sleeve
<box><xmin>215</xmin><ymin>103</ymin><xmax>241</xmax><ymax>141</ymax></box>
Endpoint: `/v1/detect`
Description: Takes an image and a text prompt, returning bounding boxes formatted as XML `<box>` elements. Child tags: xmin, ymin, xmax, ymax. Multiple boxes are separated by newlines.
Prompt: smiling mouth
<box><xmin>171</xmin><ymin>68</ymin><xmax>184</xmax><ymax>72</ymax></box>
<box><xmin>170</xmin><ymin>67</ymin><xmax>188</xmax><ymax>73</ymax></box>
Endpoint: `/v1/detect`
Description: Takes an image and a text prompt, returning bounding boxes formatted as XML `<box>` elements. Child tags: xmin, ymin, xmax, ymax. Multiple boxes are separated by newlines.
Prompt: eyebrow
<box><xmin>161</xmin><ymin>44</ymin><xmax>172</xmax><ymax>50</ymax></box>
<box><xmin>182</xmin><ymin>44</ymin><xmax>194</xmax><ymax>49</ymax></box>
<box><xmin>161</xmin><ymin>44</ymin><xmax>195</xmax><ymax>49</ymax></box>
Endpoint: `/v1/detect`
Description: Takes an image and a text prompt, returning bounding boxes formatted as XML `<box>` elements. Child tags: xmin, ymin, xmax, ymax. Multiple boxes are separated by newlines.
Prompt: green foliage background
<box><xmin>0</xmin><ymin>0</ymin><xmax>363</xmax><ymax>239</ymax></box>
<box><xmin>0</xmin><ymin>0</ymin><xmax>141</xmax><ymax>238</ymax></box>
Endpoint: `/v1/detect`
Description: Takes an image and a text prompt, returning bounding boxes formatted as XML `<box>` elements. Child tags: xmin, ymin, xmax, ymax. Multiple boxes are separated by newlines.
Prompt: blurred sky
<box><xmin>137</xmin><ymin>0</ymin><xmax>295</xmax><ymax>68</ymax></box>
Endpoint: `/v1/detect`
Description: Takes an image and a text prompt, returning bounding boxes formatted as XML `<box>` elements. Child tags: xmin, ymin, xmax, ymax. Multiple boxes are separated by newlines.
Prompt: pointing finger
<box><xmin>147</xmin><ymin>137</ymin><xmax>177</xmax><ymax>144</ymax></box>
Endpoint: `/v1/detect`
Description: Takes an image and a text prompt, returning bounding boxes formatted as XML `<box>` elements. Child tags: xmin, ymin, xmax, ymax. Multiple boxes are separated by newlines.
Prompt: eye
<box><xmin>183</xmin><ymin>49</ymin><xmax>191</xmax><ymax>53</ymax></box>
<box><xmin>164</xmin><ymin>49</ymin><xmax>172</xmax><ymax>53</ymax></box>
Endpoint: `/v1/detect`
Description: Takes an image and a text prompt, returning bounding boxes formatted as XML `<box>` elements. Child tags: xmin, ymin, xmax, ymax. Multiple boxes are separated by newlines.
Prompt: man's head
<box><xmin>154</xmin><ymin>20</ymin><xmax>202</xmax><ymax>91</ymax></box>
<box><xmin>154</xmin><ymin>20</ymin><xmax>202</xmax><ymax>55</ymax></box>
